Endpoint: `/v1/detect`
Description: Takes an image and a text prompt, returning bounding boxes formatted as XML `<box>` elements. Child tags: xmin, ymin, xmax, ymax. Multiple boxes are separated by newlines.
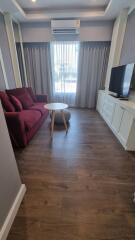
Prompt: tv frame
<box><xmin>109</xmin><ymin>63</ymin><xmax>134</xmax><ymax>99</ymax></box>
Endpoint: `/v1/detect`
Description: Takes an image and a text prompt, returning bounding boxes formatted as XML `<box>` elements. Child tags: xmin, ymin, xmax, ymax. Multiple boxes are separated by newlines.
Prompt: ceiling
<box><xmin>17</xmin><ymin>0</ymin><xmax>110</xmax><ymax>10</ymax></box>
<box><xmin>0</xmin><ymin>0</ymin><xmax>135</xmax><ymax>22</ymax></box>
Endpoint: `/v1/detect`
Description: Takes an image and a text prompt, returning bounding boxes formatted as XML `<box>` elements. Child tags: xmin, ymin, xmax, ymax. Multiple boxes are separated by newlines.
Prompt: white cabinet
<box><xmin>97</xmin><ymin>90</ymin><xmax>135</xmax><ymax>151</ymax></box>
<box><xmin>112</xmin><ymin>105</ymin><xmax>124</xmax><ymax>133</ymax></box>
<box><xmin>118</xmin><ymin>110</ymin><xmax>134</xmax><ymax>146</ymax></box>
<box><xmin>102</xmin><ymin>95</ymin><xmax>116</xmax><ymax>125</ymax></box>
<box><xmin>96</xmin><ymin>90</ymin><xmax>105</xmax><ymax>115</ymax></box>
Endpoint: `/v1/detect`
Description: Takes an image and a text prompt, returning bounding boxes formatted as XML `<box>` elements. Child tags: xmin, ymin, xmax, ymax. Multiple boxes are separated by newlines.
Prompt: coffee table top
<box><xmin>44</xmin><ymin>103</ymin><xmax>68</xmax><ymax>111</ymax></box>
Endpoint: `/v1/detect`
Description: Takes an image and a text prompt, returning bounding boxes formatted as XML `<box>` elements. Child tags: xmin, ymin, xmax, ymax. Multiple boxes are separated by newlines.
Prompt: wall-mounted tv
<box><xmin>109</xmin><ymin>63</ymin><xmax>134</xmax><ymax>98</ymax></box>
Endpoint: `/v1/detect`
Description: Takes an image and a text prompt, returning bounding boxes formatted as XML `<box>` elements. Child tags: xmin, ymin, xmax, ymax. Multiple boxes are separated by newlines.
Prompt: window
<box><xmin>51</xmin><ymin>42</ymin><xmax>79</xmax><ymax>94</ymax></box>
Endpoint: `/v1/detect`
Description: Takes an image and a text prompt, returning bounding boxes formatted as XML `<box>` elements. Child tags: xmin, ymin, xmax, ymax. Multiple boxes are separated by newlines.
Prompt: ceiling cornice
<box><xmin>10</xmin><ymin>0</ymin><xmax>111</xmax><ymax>21</ymax></box>
<box><xmin>0</xmin><ymin>0</ymin><xmax>135</xmax><ymax>22</ymax></box>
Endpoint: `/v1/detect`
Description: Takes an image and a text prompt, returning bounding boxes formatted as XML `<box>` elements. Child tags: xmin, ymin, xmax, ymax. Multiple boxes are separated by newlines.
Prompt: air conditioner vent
<box><xmin>51</xmin><ymin>20</ymin><xmax>80</xmax><ymax>35</ymax></box>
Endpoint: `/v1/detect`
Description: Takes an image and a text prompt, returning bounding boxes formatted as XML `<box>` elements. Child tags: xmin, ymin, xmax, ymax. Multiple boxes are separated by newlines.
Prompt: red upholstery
<box><xmin>10</xmin><ymin>95</ymin><xmax>23</xmax><ymax>111</ymax></box>
<box><xmin>27</xmin><ymin>87</ymin><xmax>37</xmax><ymax>102</ymax></box>
<box><xmin>17</xmin><ymin>92</ymin><xmax>34</xmax><ymax>109</ymax></box>
<box><xmin>6</xmin><ymin>87</ymin><xmax>34</xmax><ymax>109</ymax></box>
<box><xmin>6</xmin><ymin>87</ymin><xmax>48</xmax><ymax>103</ymax></box>
<box><xmin>19</xmin><ymin>110</ymin><xmax>41</xmax><ymax>131</ymax></box>
<box><xmin>30</xmin><ymin>103</ymin><xmax>47</xmax><ymax>115</ymax></box>
<box><xmin>26</xmin><ymin>113</ymin><xmax>47</xmax><ymax>144</ymax></box>
<box><xmin>5</xmin><ymin>112</ymin><xmax>27</xmax><ymax>147</ymax></box>
<box><xmin>6</xmin><ymin>87</ymin><xmax>27</xmax><ymax>97</ymax></box>
<box><xmin>0</xmin><ymin>91</ymin><xmax>15</xmax><ymax>112</ymax></box>
<box><xmin>1</xmin><ymin>88</ymin><xmax>49</xmax><ymax>147</ymax></box>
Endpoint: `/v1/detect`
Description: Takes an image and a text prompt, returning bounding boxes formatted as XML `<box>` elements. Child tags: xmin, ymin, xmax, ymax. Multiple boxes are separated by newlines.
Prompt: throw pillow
<box><xmin>0</xmin><ymin>91</ymin><xmax>15</xmax><ymax>112</ymax></box>
<box><xmin>10</xmin><ymin>95</ymin><xmax>23</xmax><ymax>111</ymax></box>
<box><xmin>18</xmin><ymin>92</ymin><xmax>34</xmax><ymax>109</ymax></box>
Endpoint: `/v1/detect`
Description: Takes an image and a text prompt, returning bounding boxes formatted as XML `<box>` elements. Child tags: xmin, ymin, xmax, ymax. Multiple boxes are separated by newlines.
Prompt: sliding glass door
<box><xmin>51</xmin><ymin>41</ymin><xmax>79</xmax><ymax>106</ymax></box>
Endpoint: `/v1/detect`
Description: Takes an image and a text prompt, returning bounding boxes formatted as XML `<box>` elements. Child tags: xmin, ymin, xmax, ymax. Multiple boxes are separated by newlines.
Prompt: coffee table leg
<box><xmin>61</xmin><ymin>110</ymin><xmax>68</xmax><ymax>133</ymax></box>
<box><xmin>51</xmin><ymin>110</ymin><xmax>55</xmax><ymax>137</ymax></box>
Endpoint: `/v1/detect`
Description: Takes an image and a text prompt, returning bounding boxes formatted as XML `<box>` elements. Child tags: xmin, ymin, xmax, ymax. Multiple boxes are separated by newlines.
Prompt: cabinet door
<box><xmin>118</xmin><ymin>110</ymin><xmax>134</xmax><ymax>144</ymax></box>
<box><xmin>102</xmin><ymin>97</ymin><xmax>116</xmax><ymax>124</ymax></box>
<box><xmin>111</xmin><ymin>105</ymin><xmax>124</xmax><ymax>133</ymax></box>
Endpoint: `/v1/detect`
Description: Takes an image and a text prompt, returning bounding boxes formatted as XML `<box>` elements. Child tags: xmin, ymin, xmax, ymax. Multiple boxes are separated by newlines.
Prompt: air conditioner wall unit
<box><xmin>51</xmin><ymin>20</ymin><xmax>80</xmax><ymax>35</ymax></box>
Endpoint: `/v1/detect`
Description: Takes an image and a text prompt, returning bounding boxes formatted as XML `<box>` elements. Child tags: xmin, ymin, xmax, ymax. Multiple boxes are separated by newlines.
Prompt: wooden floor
<box><xmin>7</xmin><ymin>109</ymin><xmax>135</xmax><ymax>240</ymax></box>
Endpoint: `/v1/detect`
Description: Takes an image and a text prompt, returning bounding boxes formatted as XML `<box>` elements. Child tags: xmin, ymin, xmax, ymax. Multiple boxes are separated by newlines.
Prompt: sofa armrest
<box><xmin>5</xmin><ymin>112</ymin><xmax>27</xmax><ymax>147</ymax></box>
<box><xmin>36</xmin><ymin>94</ymin><xmax>48</xmax><ymax>103</ymax></box>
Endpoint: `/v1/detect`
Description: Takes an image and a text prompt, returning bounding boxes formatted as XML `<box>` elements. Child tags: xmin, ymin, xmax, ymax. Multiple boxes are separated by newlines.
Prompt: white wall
<box><xmin>120</xmin><ymin>9</ymin><xmax>135</xmax><ymax>65</ymax></box>
<box><xmin>105</xmin><ymin>10</ymin><xmax>128</xmax><ymax>90</ymax></box>
<box><xmin>21</xmin><ymin>20</ymin><xmax>113</xmax><ymax>42</ymax></box>
<box><xmin>0</xmin><ymin>101</ymin><xmax>21</xmax><ymax>230</ymax></box>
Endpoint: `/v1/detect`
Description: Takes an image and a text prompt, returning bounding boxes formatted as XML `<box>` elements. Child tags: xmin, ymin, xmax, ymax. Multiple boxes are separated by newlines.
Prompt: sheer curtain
<box><xmin>51</xmin><ymin>41</ymin><xmax>79</xmax><ymax>106</ymax></box>
<box><xmin>76</xmin><ymin>42</ymin><xmax>110</xmax><ymax>108</ymax></box>
<box><xmin>23</xmin><ymin>43</ymin><xmax>53</xmax><ymax>101</ymax></box>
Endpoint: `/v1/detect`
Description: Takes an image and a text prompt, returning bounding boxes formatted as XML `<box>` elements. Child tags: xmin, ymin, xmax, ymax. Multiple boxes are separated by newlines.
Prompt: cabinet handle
<box><xmin>120</xmin><ymin>106</ymin><xmax>125</xmax><ymax>110</ymax></box>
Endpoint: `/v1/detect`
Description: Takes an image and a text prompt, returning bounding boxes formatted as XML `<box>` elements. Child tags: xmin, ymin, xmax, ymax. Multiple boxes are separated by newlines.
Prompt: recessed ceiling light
<box><xmin>31</xmin><ymin>0</ymin><xmax>36</xmax><ymax>2</ymax></box>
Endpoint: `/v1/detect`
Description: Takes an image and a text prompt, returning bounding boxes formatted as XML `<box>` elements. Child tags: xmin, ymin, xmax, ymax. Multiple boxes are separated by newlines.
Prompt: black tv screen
<box><xmin>109</xmin><ymin>63</ymin><xmax>134</xmax><ymax>98</ymax></box>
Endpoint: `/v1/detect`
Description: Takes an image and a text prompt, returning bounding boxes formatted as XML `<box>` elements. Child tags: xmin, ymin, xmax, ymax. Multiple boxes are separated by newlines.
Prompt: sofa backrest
<box><xmin>27</xmin><ymin>87</ymin><xmax>37</xmax><ymax>102</ymax></box>
<box><xmin>6</xmin><ymin>87</ymin><xmax>27</xmax><ymax>97</ymax></box>
<box><xmin>6</xmin><ymin>87</ymin><xmax>35</xmax><ymax>110</ymax></box>
<box><xmin>6</xmin><ymin>87</ymin><xmax>37</xmax><ymax>102</ymax></box>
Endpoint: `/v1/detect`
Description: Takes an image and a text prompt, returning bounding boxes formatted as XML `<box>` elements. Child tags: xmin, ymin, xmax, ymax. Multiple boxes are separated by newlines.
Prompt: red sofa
<box><xmin>0</xmin><ymin>87</ymin><xmax>49</xmax><ymax>147</ymax></box>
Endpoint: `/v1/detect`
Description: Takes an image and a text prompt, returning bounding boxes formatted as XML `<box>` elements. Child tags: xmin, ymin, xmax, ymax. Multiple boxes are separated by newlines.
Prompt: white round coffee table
<box><xmin>44</xmin><ymin>103</ymin><xmax>68</xmax><ymax>137</ymax></box>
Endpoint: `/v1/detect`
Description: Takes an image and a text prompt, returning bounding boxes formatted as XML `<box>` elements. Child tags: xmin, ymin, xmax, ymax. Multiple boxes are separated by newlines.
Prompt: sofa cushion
<box><xmin>27</xmin><ymin>87</ymin><xmax>37</xmax><ymax>102</ymax></box>
<box><xmin>6</xmin><ymin>88</ymin><xmax>34</xmax><ymax>109</ymax></box>
<box><xmin>20</xmin><ymin>110</ymin><xmax>42</xmax><ymax>131</ymax></box>
<box><xmin>0</xmin><ymin>91</ymin><xmax>15</xmax><ymax>112</ymax></box>
<box><xmin>30</xmin><ymin>103</ymin><xmax>47</xmax><ymax>115</ymax></box>
<box><xmin>18</xmin><ymin>93</ymin><xmax>34</xmax><ymax>109</ymax></box>
<box><xmin>10</xmin><ymin>95</ymin><xmax>23</xmax><ymax>111</ymax></box>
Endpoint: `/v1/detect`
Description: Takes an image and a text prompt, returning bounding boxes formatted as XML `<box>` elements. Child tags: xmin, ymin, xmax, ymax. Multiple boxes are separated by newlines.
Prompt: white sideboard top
<box><xmin>99</xmin><ymin>90</ymin><xmax>135</xmax><ymax>114</ymax></box>
<box><xmin>120</xmin><ymin>101</ymin><xmax>135</xmax><ymax>111</ymax></box>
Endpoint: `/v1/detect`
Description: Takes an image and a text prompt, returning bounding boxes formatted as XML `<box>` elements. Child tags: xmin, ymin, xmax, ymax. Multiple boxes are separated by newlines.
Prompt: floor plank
<box><xmin>7</xmin><ymin>109</ymin><xmax>135</xmax><ymax>240</ymax></box>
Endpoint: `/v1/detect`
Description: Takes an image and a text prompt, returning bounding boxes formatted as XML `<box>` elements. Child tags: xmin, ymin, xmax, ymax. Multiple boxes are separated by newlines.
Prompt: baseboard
<box><xmin>0</xmin><ymin>184</ymin><xmax>26</xmax><ymax>240</ymax></box>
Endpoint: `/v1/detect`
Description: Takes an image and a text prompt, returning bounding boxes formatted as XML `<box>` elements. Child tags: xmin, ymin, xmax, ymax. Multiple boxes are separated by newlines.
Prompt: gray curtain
<box><xmin>23</xmin><ymin>43</ymin><xmax>53</xmax><ymax>101</ymax></box>
<box><xmin>76</xmin><ymin>42</ymin><xmax>110</xmax><ymax>108</ymax></box>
